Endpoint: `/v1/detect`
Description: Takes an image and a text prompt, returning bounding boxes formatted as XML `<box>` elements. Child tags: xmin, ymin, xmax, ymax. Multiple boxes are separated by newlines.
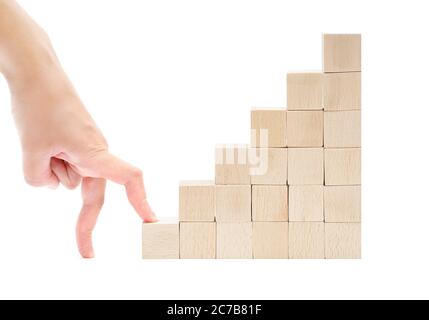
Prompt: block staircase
<box><xmin>142</xmin><ymin>34</ymin><xmax>361</xmax><ymax>259</ymax></box>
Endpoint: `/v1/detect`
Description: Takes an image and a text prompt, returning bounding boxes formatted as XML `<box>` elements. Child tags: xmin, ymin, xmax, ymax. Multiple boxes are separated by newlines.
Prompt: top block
<box><xmin>323</xmin><ymin>34</ymin><xmax>361</xmax><ymax>73</ymax></box>
<box><xmin>287</xmin><ymin>73</ymin><xmax>323</xmax><ymax>110</ymax></box>
<box><xmin>179</xmin><ymin>181</ymin><xmax>215</xmax><ymax>222</ymax></box>
<box><xmin>251</xmin><ymin>108</ymin><xmax>287</xmax><ymax>148</ymax></box>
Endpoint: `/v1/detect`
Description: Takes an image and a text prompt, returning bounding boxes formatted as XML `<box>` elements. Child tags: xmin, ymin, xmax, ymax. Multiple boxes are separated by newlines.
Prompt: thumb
<box><xmin>78</xmin><ymin>151</ymin><xmax>157</xmax><ymax>222</ymax></box>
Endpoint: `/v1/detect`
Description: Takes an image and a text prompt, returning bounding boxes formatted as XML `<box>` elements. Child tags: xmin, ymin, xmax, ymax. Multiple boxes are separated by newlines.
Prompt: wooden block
<box><xmin>253</xmin><ymin>222</ymin><xmax>288</xmax><ymax>259</ymax></box>
<box><xmin>324</xmin><ymin>72</ymin><xmax>361</xmax><ymax>110</ymax></box>
<box><xmin>142</xmin><ymin>219</ymin><xmax>179</xmax><ymax>259</ymax></box>
<box><xmin>216</xmin><ymin>185</ymin><xmax>251</xmax><ymax>222</ymax></box>
<box><xmin>287</xmin><ymin>111</ymin><xmax>324</xmax><ymax>147</ymax></box>
<box><xmin>287</xmin><ymin>73</ymin><xmax>323</xmax><ymax>110</ymax></box>
<box><xmin>324</xmin><ymin>111</ymin><xmax>361</xmax><ymax>148</ymax></box>
<box><xmin>325</xmin><ymin>148</ymin><xmax>361</xmax><ymax>185</ymax></box>
<box><xmin>215</xmin><ymin>146</ymin><xmax>250</xmax><ymax>185</ymax></box>
<box><xmin>180</xmin><ymin>222</ymin><xmax>216</xmax><ymax>259</ymax></box>
<box><xmin>217</xmin><ymin>222</ymin><xmax>252</xmax><ymax>259</ymax></box>
<box><xmin>323</xmin><ymin>34</ymin><xmax>361</xmax><ymax>73</ymax></box>
<box><xmin>252</xmin><ymin>185</ymin><xmax>288</xmax><ymax>222</ymax></box>
<box><xmin>325</xmin><ymin>186</ymin><xmax>361</xmax><ymax>222</ymax></box>
<box><xmin>289</xmin><ymin>222</ymin><xmax>325</xmax><ymax>259</ymax></box>
<box><xmin>325</xmin><ymin>223</ymin><xmax>361</xmax><ymax>259</ymax></box>
<box><xmin>251</xmin><ymin>108</ymin><xmax>287</xmax><ymax>147</ymax></box>
<box><xmin>179</xmin><ymin>181</ymin><xmax>215</xmax><ymax>222</ymax></box>
<box><xmin>288</xmin><ymin>148</ymin><xmax>324</xmax><ymax>185</ymax></box>
<box><xmin>249</xmin><ymin>148</ymin><xmax>287</xmax><ymax>185</ymax></box>
<box><xmin>289</xmin><ymin>185</ymin><xmax>324</xmax><ymax>222</ymax></box>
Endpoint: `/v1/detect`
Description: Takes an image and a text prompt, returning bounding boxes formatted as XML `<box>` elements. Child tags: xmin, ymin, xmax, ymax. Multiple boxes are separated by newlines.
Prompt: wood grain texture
<box><xmin>288</xmin><ymin>148</ymin><xmax>324</xmax><ymax>185</ymax></box>
<box><xmin>324</xmin><ymin>72</ymin><xmax>361</xmax><ymax>110</ymax></box>
<box><xmin>249</xmin><ymin>148</ymin><xmax>287</xmax><ymax>185</ymax></box>
<box><xmin>179</xmin><ymin>181</ymin><xmax>215</xmax><ymax>222</ymax></box>
<box><xmin>252</xmin><ymin>185</ymin><xmax>288</xmax><ymax>222</ymax></box>
<box><xmin>323</xmin><ymin>34</ymin><xmax>361</xmax><ymax>73</ymax></box>
<box><xmin>325</xmin><ymin>148</ymin><xmax>361</xmax><ymax>185</ymax></box>
<box><xmin>253</xmin><ymin>222</ymin><xmax>288</xmax><ymax>259</ymax></box>
<box><xmin>287</xmin><ymin>73</ymin><xmax>323</xmax><ymax>110</ymax></box>
<box><xmin>287</xmin><ymin>111</ymin><xmax>324</xmax><ymax>147</ymax></box>
<box><xmin>324</xmin><ymin>186</ymin><xmax>361</xmax><ymax>222</ymax></box>
<box><xmin>180</xmin><ymin>222</ymin><xmax>216</xmax><ymax>259</ymax></box>
<box><xmin>289</xmin><ymin>185</ymin><xmax>324</xmax><ymax>222</ymax></box>
<box><xmin>215</xmin><ymin>146</ymin><xmax>250</xmax><ymax>185</ymax></box>
<box><xmin>251</xmin><ymin>108</ymin><xmax>287</xmax><ymax>148</ymax></box>
<box><xmin>324</xmin><ymin>111</ymin><xmax>361</xmax><ymax>148</ymax></box>
<box><xmin>325</xmin><ymin>223</ymin><xmax>361</xmax><ymax>259</ymax></box>
<box><xmin>289</xmin><ymin>222</ymin><xmax>325</xmax><ymax>259</ymax></box>
<box><xmin>215</xmin><ymin>185</ymin><xmax>251</xmax><ymax>222</ymax></box>
<box><xmin>142</xmin><ymin>219</ymin><xmax>179</xmax><ymax>259</ymax></box>
<box><xmin>217</xmin><ymin>222</ymin><xmax>253</xmax><ymax>259</ymax></box>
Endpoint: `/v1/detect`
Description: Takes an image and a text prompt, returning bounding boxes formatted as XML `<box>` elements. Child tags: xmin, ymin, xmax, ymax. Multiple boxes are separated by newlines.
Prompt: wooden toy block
<box><xmin>215</xmin><ymin>146</ymin><xmax>250</xmax><ymax>185</ymax></box>
<box><xmin>217</xmin><ymin>222</ymin><xmax>253</xmax><ymax>259</ymax></box>
<box><xmin>251</xmin><ymin>108</ymin><xmax>287</xmax><ymax>148</ymax></box>
<box><xmin>289</xmin><ymin>185</ymin><xmax>324</xmax><ymax>222</ymax></box>
<box><xmin>323</xmin><ymin>34</ymin><xmax>361</xmax><ymax>73</ymax></box>
<box><xmin>324</xmin><ymin>111</ymin><xmax>361</xmax><ymax>148</ymax></box>
<box><xmin>253</xmin><ymin>222</ymin><xmax>288</xmax><ymax>259</ymax></box>
<box><xmin>287</xmin><ymin>111</ymin><xmax>324</xmax><ymax>147</ymax></box>
<box><xmin>287</xmin><ymin>73</ymin><xmax>323</xmax><ymax>110</ymax></box>
<box><xmin>179</xmin><ymin>181</ymin><xmax>215</xmax><ymax>222</ymax></box>
<box><xmin>325</xmin><ymin>223</ymin><xmax>361</xmax><ymax>259</ymax></box>
<box><xmin>142</xmin><ymin>219</ymin><xmax>179</xmax><ymax>259</ymax></box>
<box><xmin>325</xmin><ymin>148</ymin><xmax>361</xmax><ymax>185</ymax></box>
<box><xmin>324</xmin><ymin>72</ymin><xmax>361</xmax><ymax>110</ymax></box>
<box><xmin>180</xmin><ymin>222</ymin><xmax>216</xmax><ymax>259</ymax></box>
<box><xmin>249</xmin><ymin>148</ymin><xmax>287</xmax><ymax>185</ymax></box>
<box><xmin>289</xmin><ymin>222</ymin><xmax>325</xmax><ymax>259</ymax></box>
<box><xmin>288</xmin><ymin>148</ymin><xmax>324</xmax><ymax>185</ymax></box>
<box><xmin>216</xmin><ymin>185</ymin><xmax>251</xmax><ymax>222</ymax></box>
<box><xmin>325</xmin><ymin>186</ymin><xmax>361</xmax><ymax>222</ymax></box>
<box><xmin>252</xmin><ymin>185</ymin><xmax>288</xmax><ymax>222</ymax></box>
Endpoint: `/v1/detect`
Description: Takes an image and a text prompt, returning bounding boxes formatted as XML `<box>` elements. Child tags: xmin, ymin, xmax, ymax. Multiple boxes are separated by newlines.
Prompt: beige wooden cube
<box><xmin>216</xmin><ymin>185</ymin><xmax>251</xmax><ymax>222</ymax></box>
<box><xmin>287</xmin><ymin>111</ymin><xmax>324</xmax><ymax>147</ymax></box>
<box><xmin>252</xmin><ymin>185</ymin><xmax>288</xmax><ymax>222</ymax></box>
<box><xmin>215</xmin><ymin>146</ymin><xmax>250</xmax><ymax>185</ymax></box>
<box><xmin>324</xmin><ymin>111</ymin><xmax>361</xmax><ymax>148</ymax></box>
<box><xmin>325</xmin><ymin>148</ymin><xmax>361</xmax><ymax>185</ymax></box>
<box><xmin>323</xmin><ymin>34</ymin><xmax>361</xmax><ymax>73</ymax></box>
<box><xmin>179</xmin><ymin>181</ymin><xmax>215</xmax><ymax>222</ymax></box>
<box><xmin>180</xmin><ymin>222</ymin><xmax>216</xmax><ymax>259</ymax></box>
<box><xmin>287</xmin><ymin>73</ymin><xmax>323</xmax><ymax>110</ymax></box>
<box><xmin>288</xmin><ymin>148</ymin><xmax>324</xmax><ymax>185</ymax></box>
<box><xmin>251</xmin><ymin>108</ymin><xmax>287</xmax><ymax>147</ymax></box>
<box><xmin>289</xmin><ymin>185</ymin><xmax>324</xmax><ymax>222</ymax></box>
<box><xmin>325</xmin><ymin>186</ymin><xmax>361</xmax><ymax>222</ymax></box>
<box><xmin>217</xmin><ymin>222</ymin><xmax>252</xmax><ymax>259</ymax></box>
<box><xmin>289</xmin><ymin>222</ymin><xmax>325</xmax><ymax>259</ymax></box>
<box><xmin>325</xmin><ymin>223</ymin><xmax>361</xmax><ymax>259</ymax></box>
<box><xmin>249</xmin><ymin>148</ymin><xmax>287</xmax><ymax>185</ymax></box>
<box><xmin>142</xmin><ymin>219</ymin><xmax>179</xmax><ymax>259</ymax></box>
<box><xmin>253</xmin><ymin>222</ymin><xmax>288</xmax><ymax>259</ymax></box>
<box><xmin>324</xmin><ymin>72</ymin><xmax>361</xmax><ymax>111</ymax></box>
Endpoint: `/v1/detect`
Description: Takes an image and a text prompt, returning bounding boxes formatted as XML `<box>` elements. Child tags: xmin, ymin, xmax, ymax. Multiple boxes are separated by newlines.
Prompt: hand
<box><xmin>10</xmin><ymin>66</ymin><xmax>157</xmax><ymax>258</ymax></box>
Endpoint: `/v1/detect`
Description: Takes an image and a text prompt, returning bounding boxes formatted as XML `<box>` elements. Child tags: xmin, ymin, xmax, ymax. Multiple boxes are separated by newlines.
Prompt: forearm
<box><xmin>0</xmin><ymin>0</ymin><xmax>62</xmax><ymax>90</ymax></box>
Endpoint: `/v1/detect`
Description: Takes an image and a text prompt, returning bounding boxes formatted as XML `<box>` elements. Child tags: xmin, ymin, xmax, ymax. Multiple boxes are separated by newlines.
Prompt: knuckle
<box><xmin>130</xmin><ymin>168</ymin><xmax>143</xmax><ymax>181</ymax></box>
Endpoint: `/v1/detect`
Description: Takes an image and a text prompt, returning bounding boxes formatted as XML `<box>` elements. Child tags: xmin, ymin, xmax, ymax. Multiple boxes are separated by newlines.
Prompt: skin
<box><xmin>0</xmin><ymin>0</ymin><xmax>157</xmax><ymax>258</ymax></box>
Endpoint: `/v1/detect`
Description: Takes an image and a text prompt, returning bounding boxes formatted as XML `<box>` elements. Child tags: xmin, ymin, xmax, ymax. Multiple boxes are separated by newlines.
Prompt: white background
<box><xmin>0</xmin><ymin>0</ymin><xmax>428</xmax><ymax>300</ymax></box>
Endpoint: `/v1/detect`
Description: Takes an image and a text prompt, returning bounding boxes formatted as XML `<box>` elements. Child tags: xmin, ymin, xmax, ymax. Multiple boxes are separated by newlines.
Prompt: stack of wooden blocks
<box><xmin>142</xmin><ymin>34</ymin><xmax>361</xmax><ymax>259</ymax></box>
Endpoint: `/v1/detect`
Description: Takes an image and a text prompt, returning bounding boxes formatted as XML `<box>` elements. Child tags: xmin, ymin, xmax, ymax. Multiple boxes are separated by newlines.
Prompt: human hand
<box><xmin>9</xmin><ymin>66</ymin><xmax>157</xmax><ymax>258</ymax></box>
<box><xmin>1</xmin><ymin>0</ymin><xmax>157</xmax><ymax>258</ymax></box>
